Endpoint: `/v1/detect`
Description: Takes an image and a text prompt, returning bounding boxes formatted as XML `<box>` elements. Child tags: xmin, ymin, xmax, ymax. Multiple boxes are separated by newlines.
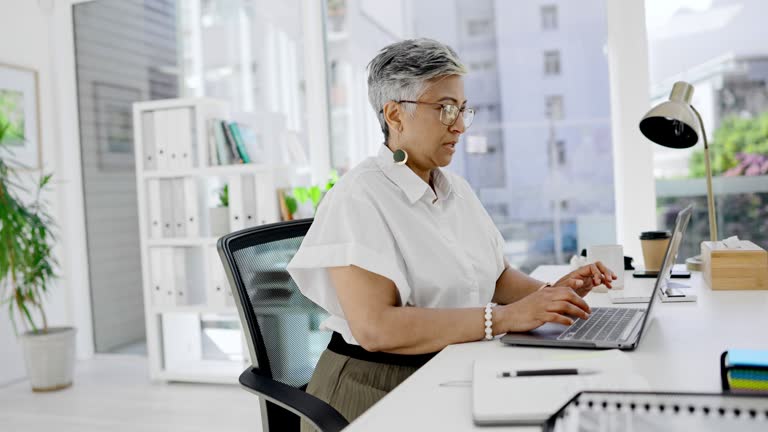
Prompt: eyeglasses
<box><xmin>395</xmin><ymin>100</ymin><xmax>475</xmax><ymax>129</ymax></box>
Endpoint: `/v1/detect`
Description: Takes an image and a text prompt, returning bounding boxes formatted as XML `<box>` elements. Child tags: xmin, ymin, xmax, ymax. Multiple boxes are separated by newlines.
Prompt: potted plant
<box><xmin>0</xmin><ymin>121</ymin><xmax>74</xmax><ymax>392</ymax></box>
<box><xmin>210</xmin><ymin>183</ymin><xmax>230</xmax><ymax>236</ymax></box>
<box><xmin>284</xmin><ymin>170</ymin><xmax>338</xmax><ymax>219</ymax></box>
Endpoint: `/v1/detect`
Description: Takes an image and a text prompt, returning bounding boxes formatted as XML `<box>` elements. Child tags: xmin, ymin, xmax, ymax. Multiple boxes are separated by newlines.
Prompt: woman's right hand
<box><xmin>496</xmin><ymin>286</ymin><xmax>592</xmax><ymax>333</ymax></box>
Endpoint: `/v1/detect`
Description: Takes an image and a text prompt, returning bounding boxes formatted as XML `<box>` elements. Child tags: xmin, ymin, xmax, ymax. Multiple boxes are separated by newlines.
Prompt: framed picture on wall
<box><xmin>0</xmin><ymin>63</ymin><xmax>41</xmax><ymax>170</ymax></box>
<box><xmin>93</xmin><ymin>81</ymin><xmax>141</xmax><ymax>171</ymax></box>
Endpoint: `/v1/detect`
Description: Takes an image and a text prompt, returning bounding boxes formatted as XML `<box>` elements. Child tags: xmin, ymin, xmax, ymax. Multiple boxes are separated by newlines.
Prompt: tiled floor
<box><xmin>0</xmin><ymin>355</ymin><xmax>261</xmax><ymax>431</ymax></box>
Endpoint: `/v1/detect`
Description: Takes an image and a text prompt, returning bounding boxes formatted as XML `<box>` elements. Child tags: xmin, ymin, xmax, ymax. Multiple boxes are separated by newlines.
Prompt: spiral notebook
<box><xmin>544</xmin><ymin>390</ymin><xmax>768</xmax><ymax>432</ymax></box>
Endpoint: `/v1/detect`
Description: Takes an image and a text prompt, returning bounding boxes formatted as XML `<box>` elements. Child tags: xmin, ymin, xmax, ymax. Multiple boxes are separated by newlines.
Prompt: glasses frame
<box><xmin>395</xmin><ymin>100</ymin><xmax>475</xmax><ymax>129</ymax></box>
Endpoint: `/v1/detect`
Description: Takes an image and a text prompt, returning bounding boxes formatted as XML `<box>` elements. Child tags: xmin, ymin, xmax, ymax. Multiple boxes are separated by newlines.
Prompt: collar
<box><xmin>376</xmin><ymin>145</ymin><xmax>461</xmax><ymax>204</ymax></box>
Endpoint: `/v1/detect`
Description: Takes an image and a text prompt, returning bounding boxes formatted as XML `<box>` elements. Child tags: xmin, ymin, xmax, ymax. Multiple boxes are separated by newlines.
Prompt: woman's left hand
<box><xmin>554</xmin><ymin>262</ymin><xmax>618</xmax><ymax>298</ymax></box>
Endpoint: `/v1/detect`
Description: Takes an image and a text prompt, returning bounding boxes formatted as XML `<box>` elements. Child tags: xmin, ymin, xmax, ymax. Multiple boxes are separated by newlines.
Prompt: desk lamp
<box><xmin>639</xmin><ymin>81</ymin><xmax>717</xmax><ymax>270</ymax></box>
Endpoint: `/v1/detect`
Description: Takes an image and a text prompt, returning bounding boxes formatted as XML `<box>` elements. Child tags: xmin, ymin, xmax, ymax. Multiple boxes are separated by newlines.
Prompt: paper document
<box><xmin>472</xmin><ymin>349</ymin><xmax>649</xmax><ymax>425</ymax></box>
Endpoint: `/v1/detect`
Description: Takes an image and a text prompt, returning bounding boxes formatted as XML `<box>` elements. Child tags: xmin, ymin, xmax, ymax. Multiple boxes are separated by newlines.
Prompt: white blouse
<box><xmin>287</xmin><ymin>145</ymin><xmax>506</xmax><ymax>345</ymax></box>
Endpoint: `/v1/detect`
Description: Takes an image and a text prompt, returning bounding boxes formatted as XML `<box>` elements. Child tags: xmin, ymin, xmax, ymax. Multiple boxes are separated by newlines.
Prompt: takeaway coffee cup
<box><xmin>640</xmin><ymin>231</ymin><xmax>672</xmax><ymax>272</ymax></box>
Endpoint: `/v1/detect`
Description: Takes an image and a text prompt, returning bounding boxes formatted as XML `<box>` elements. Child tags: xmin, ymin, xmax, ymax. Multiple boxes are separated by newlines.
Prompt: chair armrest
<box><xmin>239</xmin><ymin>368</ymin><xmax>349</xmax><ymax>432</ymax></box>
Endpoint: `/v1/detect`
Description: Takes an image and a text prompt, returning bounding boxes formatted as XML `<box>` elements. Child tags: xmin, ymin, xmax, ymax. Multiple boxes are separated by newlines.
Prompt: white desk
<box><xmin>346</xmin><ymin>266</ymin><xmax>768</xmax><ymax>431</ymax></box>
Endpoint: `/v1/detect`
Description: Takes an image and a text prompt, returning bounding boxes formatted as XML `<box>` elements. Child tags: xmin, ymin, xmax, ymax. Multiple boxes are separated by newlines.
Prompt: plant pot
<box><xmin>209</xmin><ymin>207</ymin><xmax>230</xmax><ymax>237</ymax></box>
<box><xmin>19</xmin><ymin>327</ymin><xmax>76</xmax><ymax>392</ymax></box>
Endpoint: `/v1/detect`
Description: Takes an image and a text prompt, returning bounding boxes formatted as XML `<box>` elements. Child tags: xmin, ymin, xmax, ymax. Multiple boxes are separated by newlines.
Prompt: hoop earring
<box><xmin>393</xmin><ymin>148</ymin><xmax>408</xmax><ymax>165</ymax></box>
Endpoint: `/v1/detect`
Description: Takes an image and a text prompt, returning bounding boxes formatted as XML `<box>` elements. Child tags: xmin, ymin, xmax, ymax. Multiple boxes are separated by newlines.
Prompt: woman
<box><xmin>287</xmin><ymin>38</ymin><xmax>616</xmax><ymax>427</ymax></box>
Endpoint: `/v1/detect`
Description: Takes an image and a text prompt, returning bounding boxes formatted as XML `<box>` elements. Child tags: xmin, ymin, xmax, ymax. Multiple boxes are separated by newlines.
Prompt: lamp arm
<box><xmin>690</xmin><ymin>105</ymin><xmax>718</xmax><ymax>242</ymax></box>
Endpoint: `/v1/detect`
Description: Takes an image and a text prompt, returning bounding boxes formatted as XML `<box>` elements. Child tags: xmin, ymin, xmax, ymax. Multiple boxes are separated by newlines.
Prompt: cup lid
<box><xmin>639</xmin><ymin>230</ymin><xmax>671</xmax><ymax>240</ymax></box>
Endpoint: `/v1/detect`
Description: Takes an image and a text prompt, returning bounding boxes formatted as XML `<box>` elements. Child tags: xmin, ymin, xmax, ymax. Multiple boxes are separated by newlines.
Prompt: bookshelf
<box><xmin>133</xmin><ymin>98</ymin><xmax>288</xmax><ymax>384</ymax></box>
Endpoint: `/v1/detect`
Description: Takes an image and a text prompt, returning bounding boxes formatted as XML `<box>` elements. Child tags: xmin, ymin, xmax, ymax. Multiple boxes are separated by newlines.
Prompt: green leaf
<box><xmin>218</xmin><ymin>184</ymin><xmax>229</xmax><ymax>207</ymax></box>
<box><xmin>325</xmin><ymin>169</ymin><xmax>339</xmax><ymax>191</ymax></box>
<box><xmin>18</xmin><ymin>298</ymin><xmax>37</xmax><ymax>333</ymax></box>
<box><xmin>293</xmin><ymin>187</ymin><xmax>310</xmax><ymax>204</ymax></box>
<box><xmin>39</xmin><ymin>173</ymin><xmax>53</xmax><ymax>189</ymax></box>
<box><xmin>284</xmin><ymin>195</ymin><xmax>298</xmax><ymax>214</ymax></box>
<box><xmin>688</xmin><ymin>112</ymin><xmax>768</xmax><ymax>177</ymax></box>
<box><xmin>308</xmin><ymin>186</ymin><xmax>323</xmax><ymax>206</ymax></box>
<box><xmin>8</xmin><ymin>301</ymin><xmax>18</xmax><ymax>336</ymax></box>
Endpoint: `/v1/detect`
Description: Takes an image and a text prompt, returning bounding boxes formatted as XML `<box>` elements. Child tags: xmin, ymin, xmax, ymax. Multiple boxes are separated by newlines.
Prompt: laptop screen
<box><xmin>635</xmin><ymin>205</ymin><xmax>693</xmax><ymax>336</ymax></box>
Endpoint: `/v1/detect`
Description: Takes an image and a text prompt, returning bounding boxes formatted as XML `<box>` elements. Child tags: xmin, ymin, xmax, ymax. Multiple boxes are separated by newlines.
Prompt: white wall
<box><xmin>0</xmin><ymin>0</ymin><xmax>93</xmax><ymax>386</ymax></box>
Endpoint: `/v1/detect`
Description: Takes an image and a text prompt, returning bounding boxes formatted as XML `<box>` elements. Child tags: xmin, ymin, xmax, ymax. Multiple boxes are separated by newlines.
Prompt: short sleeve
<box><xmin>286</xmin><ymin>188</ymin><xmax>412</xmax><ymax>318</ymax></box>
<box><xmin>491</xmin><ymin>223</ymin><xmax>506</xmax><ymax>277</ymax></box>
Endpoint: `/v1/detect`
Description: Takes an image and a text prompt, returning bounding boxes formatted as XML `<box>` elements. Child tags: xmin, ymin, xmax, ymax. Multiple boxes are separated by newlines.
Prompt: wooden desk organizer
<box><xmin>702</xmin><ymin>240</ymin><xmax>768</xmax><ymax>290</ymax></box>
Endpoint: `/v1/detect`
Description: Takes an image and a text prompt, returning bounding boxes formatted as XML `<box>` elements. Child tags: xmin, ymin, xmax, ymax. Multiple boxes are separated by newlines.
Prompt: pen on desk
<box><xmin>498</xmin><ymin>368</ymin><xmax>600</xmax><ymax>378</ymax></box>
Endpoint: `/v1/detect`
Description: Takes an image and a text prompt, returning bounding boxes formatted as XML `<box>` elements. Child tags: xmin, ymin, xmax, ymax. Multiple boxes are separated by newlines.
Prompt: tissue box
<box><xmin>702</xmin><ymin>240</ymin><xmax>768</xmax><ymax>290</ymax></box>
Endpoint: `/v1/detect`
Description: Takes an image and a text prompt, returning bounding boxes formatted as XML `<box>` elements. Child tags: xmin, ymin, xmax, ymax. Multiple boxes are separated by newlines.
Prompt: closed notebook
<box><xmin>724</xmin><ymin>349</ymin><xmax>768</xmax><ymax>391</ymax></box>
<box><xmin>727</xmin><ymin>349</ymin><xmax>768</xmax><ymax>369</ymax></box>
<box><xmin>472</xmin><ymin>350</ymin><xmax>649</xmax><ymax>425</ymax></box>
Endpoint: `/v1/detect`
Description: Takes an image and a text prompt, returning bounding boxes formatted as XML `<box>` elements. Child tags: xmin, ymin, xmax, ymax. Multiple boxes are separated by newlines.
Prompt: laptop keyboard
<box><xmin>557</xmin><ymin>307</ymin><xmax>644</xmax><ymax>343</ymax></box>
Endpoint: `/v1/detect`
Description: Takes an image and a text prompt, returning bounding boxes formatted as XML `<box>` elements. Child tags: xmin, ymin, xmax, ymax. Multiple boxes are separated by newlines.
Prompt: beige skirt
<box><xmin>299</xmin><ymin>349</ymin><xmax>420</xmax><ymax>431</ymax></box>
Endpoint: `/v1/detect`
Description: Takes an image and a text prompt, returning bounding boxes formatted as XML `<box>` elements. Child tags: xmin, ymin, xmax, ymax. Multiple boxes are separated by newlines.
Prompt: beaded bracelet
<box><xmin>484</xmin><ymin>302</ymin><xmax>497</xmax><ymax>341</ymax></box>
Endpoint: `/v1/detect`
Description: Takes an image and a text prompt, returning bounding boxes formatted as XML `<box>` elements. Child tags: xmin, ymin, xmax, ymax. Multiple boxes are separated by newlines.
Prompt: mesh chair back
<box><xmin>218</xmin><ymin>219</ymin><xmax>331</xmax><ymax>389</ymax></box>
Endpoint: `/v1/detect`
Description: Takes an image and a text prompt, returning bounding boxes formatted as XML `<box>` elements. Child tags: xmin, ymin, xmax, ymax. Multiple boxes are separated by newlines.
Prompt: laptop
<box><xmin>500</xmin><ymin>205</ymin><xmax>692</xmax><ymax>350</ymax></box>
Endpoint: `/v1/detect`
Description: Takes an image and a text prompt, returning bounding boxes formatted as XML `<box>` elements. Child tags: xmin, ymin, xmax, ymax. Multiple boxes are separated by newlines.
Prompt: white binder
<box><xmin>172</xmin><ymin>179</ymin><xmax>187</xmax><ymax>238</ymax></box>
<box><xmin>206</xmin><ymin>246</ymin><xmax>231</xmax><ymax>308</ymax></box>
<box><xmin>207</xmin><ymin>118</ymin><xmax>219</xmax><ymax>166</ymax></box>
<box><xmin>171</xmin><ymin>108</ymin><xmax>194</xmax><ymax>170</ymax></box>
<box><xmin>183</xmin><ymin>178</ymin><xmax>200</xmax><ymax>237</ymax></box>
<box><xmin>159</xmin><ymin>179</ymin><xmax>176</xmax><ymax>237</ymax></box>
<box><xmin>149</xmin><ymin>247</ymin><xmax>173</xmax><ymax>306</ymax></box>
<box><xmin>228</xmin><ymin>175</ymin><xmax>244</xmax><ymax>231</ymax></box>
<box><xmin>141</xmin><ymin>111</ymin><xmax>157</xmax><ymax>170</ymax></box>
<box><xmin>147</xmin><ymin>179</ymin><xmax>163</xmax><ymax>238</ymax></box>
<box><xmin>240</xmin><ymin>174</ymin><xmax>258</xmax><ymax>228</ymax></box>
<box><xmin>163</xmin><ymin>247</ymin><xmax>178</xmax><ymax>306</ymax></box>
<box><xmin>166</xmin><ymin>110</ymin><xmax>180</xmax><ymax>170</ymax></box>
<box><xmin>254</xmin><ymin>172</ymin><xmax>279</xmax><ymax>225</ymax></box>
<box><xmin>153</xmin><ymin>110</ymin><xmax>170</xmax><ymax>170</ymax></box>
<box><xmin>172</xmin><ymin>248</ymin><xmax>189</xmax><ymax>306</ymax></box>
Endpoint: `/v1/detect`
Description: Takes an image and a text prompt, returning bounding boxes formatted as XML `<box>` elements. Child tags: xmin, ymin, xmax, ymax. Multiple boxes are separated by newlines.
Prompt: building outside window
<box><xmin>541</xmin><ymin>4</ymin><xmax>558</xmax><ymax>30</ymax></box>
<box><xmin>544</xmin><ymin>50</ymin><xmax>561</xmax><ymax>75</ymax></box>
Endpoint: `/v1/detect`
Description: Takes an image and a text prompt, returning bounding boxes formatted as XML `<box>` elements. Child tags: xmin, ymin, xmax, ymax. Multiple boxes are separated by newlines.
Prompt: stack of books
<box><xmin>721</xmin><ymin>349</ymin><xmax>768</xmax><ymax>392</ymax></box>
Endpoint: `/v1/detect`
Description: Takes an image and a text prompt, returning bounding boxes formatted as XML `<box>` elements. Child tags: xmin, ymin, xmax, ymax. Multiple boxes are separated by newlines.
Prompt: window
<box><xmin>469</xmin><ymin>60</ymin><xmax>495</xmax><ymax>72</ymax></box>
<box><xmin>541</xmin><ymin>5</ymin><xmax>558</xmax><ymax>30</ymax></box>
<box><xmin>556</xmin><ymin>140</ymin><xmax>566</xmax><ymax>165</ymax></box>
<box><xmin>73</xmin><ymin>0</ymin><xmax>180</xmax><ymax>354</ymax></box>
<box><xmin>545</xmin><ymin>95</ymin><xmax>564</xmax><ymax>120</ymax></box>
<box><xmin>466</xmin><ymin>135</ymin><xmax>490</xmax><ymax>154</ymax></box>
<box><xmin>546</xmin><ymin>139</ymin><xmax>566</xmax><ymax>168</ymax></box>
<box><xmin>646</xmin><ymin>0</ymin><xmax>768</xmax><ymax>259</ymax></box>
<box><xmin>466</xmin><ymin>18</ymin><xmax>492</xmax><ymax>37</ymax></box>
<box><xmin>544</xmin><ymin>50</ymin><xmax>561</xmax><ymax>75</ymax></box>
<box><xmin>324</xmin><ymin>1</ymin><xmax>614</xmax><ymax>270</ymax></box>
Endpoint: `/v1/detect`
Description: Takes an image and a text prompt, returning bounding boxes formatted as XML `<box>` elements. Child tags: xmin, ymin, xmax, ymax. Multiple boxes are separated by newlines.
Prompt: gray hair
<box><xmin>367</xmin><ymin>38</ymin><xmax>467</xmax><ymax>143</ymax></box>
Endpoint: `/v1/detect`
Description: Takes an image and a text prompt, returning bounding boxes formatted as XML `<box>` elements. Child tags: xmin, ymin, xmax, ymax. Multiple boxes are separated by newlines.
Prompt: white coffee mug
<box><xmin>586</xmin><ymin>244</ymin><xmax>624</xmax><ymax>291</ymax></box>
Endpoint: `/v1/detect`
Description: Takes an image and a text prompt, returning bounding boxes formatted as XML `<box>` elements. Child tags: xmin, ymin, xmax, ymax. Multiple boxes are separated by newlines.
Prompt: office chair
<box><xmin>217</xmin><ymin>219</ymin><xmax>349</xmax><ymax>432</ymax></box>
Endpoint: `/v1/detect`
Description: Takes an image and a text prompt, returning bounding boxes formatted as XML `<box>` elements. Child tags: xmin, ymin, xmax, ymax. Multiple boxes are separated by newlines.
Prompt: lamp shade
<box><xmin>639</xmin><ymin>81</ymin><xmax>700</xmax><ymax>149</ymax></box>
